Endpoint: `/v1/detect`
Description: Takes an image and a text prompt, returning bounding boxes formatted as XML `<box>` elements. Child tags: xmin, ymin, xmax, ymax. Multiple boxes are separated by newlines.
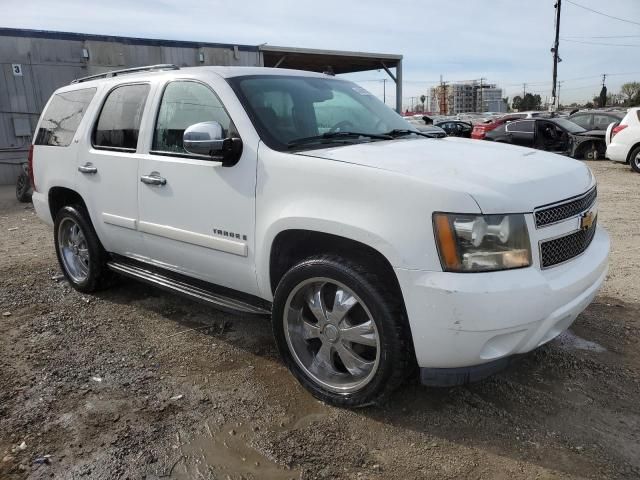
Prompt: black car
<box><xmin>434</xmin><ymin>120</ymin><xmax>473</xmax><ymax>138</ymax></box>
<box><xmin>568</xmin><ymin>110</ymin><xmax>625</xmax><ymax>131</ymax></box>
<box><xmin>484</xmin><ymin>117</ymin><xmax>606</xmax><ymax>160</ymax></box>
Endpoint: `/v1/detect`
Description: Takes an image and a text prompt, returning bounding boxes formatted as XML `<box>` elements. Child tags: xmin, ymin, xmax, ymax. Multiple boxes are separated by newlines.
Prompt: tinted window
<box><xmin>552</xmin><ymin>118</ymin><xmax>586</xmax><ymax>134</ymax></box>
<box><xmin>35</xmin><ymin>88</ymin><xmax>96</xmax><ymax>146</ymax></box>
<box><xmin>94</xmin><ymin>84</ymin><xmax>150</xmax><ymax>151</ymax></box>
<box><xmin>506</xmin><ymin>120</ymin><xmax>534</xmax><ymax>133</ymax></box>
<box><xmin>593</xmin><ymin>114</ymin><xmax>618</xmax><ymax>129</ymax></box>
<box><xmin>570</xmin><ymin>114</ymin><xmax>591</xmax><ymax>129</ymax></box>
<box><xmin>153</xmin><ymin>81</ymin><xmax>236</xmax><ymax>154</ymax></box>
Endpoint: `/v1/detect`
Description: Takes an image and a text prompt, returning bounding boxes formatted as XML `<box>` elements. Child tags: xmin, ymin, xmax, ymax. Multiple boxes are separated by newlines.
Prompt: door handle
<box><xmin>78</xmin><ymin>163</ymin><xmax>97</xmax><ymax>174</ymax></box>
<box><xmin>140</xmin><ymin>172</ymin><xmax>167</xmax><ymax>186</ymax></box>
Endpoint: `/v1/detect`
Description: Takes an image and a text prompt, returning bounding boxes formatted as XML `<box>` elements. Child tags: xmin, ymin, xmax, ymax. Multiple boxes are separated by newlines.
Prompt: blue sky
<box><xmin>3</xmin><ymin>0</ymin><xmax>640</xmax><ymax>107</ymax></box>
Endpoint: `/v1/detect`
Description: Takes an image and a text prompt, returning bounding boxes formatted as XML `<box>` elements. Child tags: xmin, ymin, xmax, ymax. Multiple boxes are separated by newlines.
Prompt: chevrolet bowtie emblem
<box><xmin>580</xmin><ymin>211</ymin><xmax>595</xmax><ymax>230</ymax></box>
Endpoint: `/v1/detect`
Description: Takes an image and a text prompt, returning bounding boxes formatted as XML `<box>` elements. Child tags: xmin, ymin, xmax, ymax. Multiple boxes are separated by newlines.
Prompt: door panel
<box><xmin>76</xmin><ymin>83</ymin><xmax>151</xmax><ymax>256</ymax></box>
<box><xmin>137</xmin><ymin>80</ymin><xmax>259</xmax><ymax>296</ymax></box>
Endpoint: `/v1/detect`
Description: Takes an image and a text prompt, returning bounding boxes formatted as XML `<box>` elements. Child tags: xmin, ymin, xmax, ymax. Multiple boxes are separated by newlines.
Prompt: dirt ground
<box><xmin>1</xmin><ymin>161</ymin><xmax>639</xmax><ymax>480</ymax></box>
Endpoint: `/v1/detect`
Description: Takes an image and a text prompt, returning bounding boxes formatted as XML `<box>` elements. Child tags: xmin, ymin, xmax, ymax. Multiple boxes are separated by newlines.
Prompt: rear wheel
<box><xmin>272</xmin><ymin>255</ymin><xmax>411</xmax><ymax>407</ymax></box>
<box><xmin>54</xmin><ymin>205</ymin><xmax>113</xmax><ymax>292</ymax></box>
<box><xmin>15</xmin><ymin>172</ymin><xmax>31</xmax><ymax>203</ymax></box>
<box><xmin>630</xmin><ymin>146</ymin><xmax>640</xmax><ymax>174</ymax></box>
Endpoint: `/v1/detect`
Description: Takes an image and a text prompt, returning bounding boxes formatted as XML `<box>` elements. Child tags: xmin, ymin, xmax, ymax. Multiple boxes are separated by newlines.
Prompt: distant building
<box><xmin>429</xmin><ymin>80</ymin><xmax>505</xmax><ymax>115</ymax></box>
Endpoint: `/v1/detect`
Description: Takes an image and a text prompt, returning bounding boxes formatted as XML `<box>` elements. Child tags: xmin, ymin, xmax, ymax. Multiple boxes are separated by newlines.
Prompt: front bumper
<box><xmin>396</xmin><ymin>226</ymin><xmax>609</xmax><ymax>369</ymax></box>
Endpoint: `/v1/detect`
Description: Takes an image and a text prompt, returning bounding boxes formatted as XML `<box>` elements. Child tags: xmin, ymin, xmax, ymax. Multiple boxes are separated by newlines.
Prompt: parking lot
<box><xmin>0</xmin><ymin>160</ymin><xmax>638</xmax><ymax>480</ymax></box>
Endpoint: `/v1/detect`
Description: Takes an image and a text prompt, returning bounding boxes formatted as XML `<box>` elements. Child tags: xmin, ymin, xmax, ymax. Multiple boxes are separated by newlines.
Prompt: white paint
<box><xmin>102</xmin><ymin>213</ymin><xmax>136</xmax><ymax>230</ymax></box>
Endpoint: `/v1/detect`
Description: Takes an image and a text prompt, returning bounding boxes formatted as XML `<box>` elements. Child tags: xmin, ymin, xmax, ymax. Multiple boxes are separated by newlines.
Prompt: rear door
<box><xmin>505</xmin><ymin>120</ymin><xmax>534</xmax><ymax>146</ymax></box>
<box><xmin>75</xmin><ymin>83</ymin><xmax>152</xmax><ymax>256</ymax></box>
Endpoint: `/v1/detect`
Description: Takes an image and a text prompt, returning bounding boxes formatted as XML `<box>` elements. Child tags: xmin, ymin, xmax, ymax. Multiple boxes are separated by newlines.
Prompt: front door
<box><xmin>76</xmin><ymin>83</ymin><xmax>151</xmax><ymax>257</ymax></box>
<box><xmin>137</xmin><ymin>79</ymin><xmax>259</xmax><ymax>296</ymax></box>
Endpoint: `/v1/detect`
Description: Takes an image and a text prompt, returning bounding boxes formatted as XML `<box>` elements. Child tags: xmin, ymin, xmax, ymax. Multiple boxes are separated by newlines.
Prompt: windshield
<box><xmin>553</xmin><ymin>118</ymin><xmax>587</xmax><ymax>134</ymax></box>
<box><xmin>227</xmin><ymin>75</ymin><xmax>414</xmax><ymax>150</ymax></box>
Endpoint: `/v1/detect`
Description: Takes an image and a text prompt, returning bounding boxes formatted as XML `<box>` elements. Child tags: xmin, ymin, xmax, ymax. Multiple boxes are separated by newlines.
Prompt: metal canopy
<box><xmin>259</xmin><ymin>45</ymin><xmax>403</xmax><ymax>112</ymax></box>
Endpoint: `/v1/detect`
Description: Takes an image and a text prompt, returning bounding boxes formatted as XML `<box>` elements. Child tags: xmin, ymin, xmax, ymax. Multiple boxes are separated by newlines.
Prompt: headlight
<box><xmin>433</xmin><ymin>213</ymin><xmax>531</xmax><ymax>272</ymax></box>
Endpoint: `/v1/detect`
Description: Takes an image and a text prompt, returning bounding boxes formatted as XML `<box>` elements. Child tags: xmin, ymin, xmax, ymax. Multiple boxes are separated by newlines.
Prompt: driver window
<box><xmin>153</xmin><ymin>81</ymin><xmax>236</xmax><ymax>154</ymax></box>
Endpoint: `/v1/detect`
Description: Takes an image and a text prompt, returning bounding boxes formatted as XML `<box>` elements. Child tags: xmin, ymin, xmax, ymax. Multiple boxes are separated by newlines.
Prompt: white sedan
<box><xmin>606</xmin><ymin>107</ymin><xmax>640</xmax><ymax>173</ymax></box>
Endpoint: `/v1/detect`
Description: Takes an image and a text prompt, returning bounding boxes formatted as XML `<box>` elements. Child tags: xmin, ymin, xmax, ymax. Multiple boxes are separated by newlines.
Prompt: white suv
<box><xmin>29</xmin><ymin>65</ymin><xmax>609</xmax><ymax>407</ymax></box>
<box><xmin>606</xmin><ymin>107</ymin><xmax>640</xmax><ymax>173</ymax></box>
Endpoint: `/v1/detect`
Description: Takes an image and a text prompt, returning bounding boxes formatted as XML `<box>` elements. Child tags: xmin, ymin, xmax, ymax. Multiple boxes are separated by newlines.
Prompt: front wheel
<box><xmin>272</xmin><ymin>255</ymin><xmax>412</xmax><ymax>407</ymax></box>
<box><xmin>630</xmin><ymin>146</ymin><xmax>640</xmax><ymax>174</ymax></box>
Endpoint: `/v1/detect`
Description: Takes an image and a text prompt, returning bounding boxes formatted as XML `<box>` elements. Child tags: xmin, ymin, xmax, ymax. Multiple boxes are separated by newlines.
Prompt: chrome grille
<box><xmin>535</xmin><ymin>186</ymin><xmax>597</xmax><ymax>228</ymax></box>
<box><xmin>540</xmin><ymin>217</ymin><xmax>597</xmax><ymax>268</ymax></box>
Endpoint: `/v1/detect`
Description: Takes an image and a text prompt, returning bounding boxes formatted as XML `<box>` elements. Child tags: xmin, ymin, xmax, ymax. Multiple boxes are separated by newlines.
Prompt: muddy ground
<box><xmin>1</xmin><ymin>160</ymin><xmax>639</xmax><ymax>480</ymax></box>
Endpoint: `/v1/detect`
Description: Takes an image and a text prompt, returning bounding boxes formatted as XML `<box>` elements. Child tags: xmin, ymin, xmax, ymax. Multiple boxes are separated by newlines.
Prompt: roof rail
<box><xmin>70</xmin><ymin>64</ymin><xmax>180</xmax><ymax>84</ymax></box>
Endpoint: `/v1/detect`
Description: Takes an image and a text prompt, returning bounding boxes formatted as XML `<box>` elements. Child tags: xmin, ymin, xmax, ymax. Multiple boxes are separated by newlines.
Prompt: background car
<box><xmin>606</xmin><ymin>107</ymin><xmax>640</xmax><ymax>173</ymax></box>
<box><xmin>470</xmin><ymin>111</ymin><xmax>549</xmax><ymax>140</ymax></box>
<box><xmin>404</xmin><ymin>117</ymin><xmax>447</xmax><ymax>137</ymax></box>
<box><xmin>484</xmin><ymin>117</ymin><xmax>606</xmax><ymax>159</ymax></box>
<box><xmin>434</xmin><ymin>120</ymin><xmax>472</xmax><ymax>138</ymax></box>
<box><xmin>569</xmin><ymin>110</ymin><xmax>625</xmax><ymax>131</ymax></box>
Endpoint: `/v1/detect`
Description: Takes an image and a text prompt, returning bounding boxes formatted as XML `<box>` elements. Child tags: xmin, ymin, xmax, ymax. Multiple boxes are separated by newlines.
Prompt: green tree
<box><xmin>620</xmin><ymin>82</ymin><xmax>640</xmax><ymax>105</ymax></box>
<box><xmin>599</xmin><ymin>85</ymin><xmax>607</xmax><ymax>108</ymax></box>
<box><xmin>512</xmin><ymin>95</ymin><xmax>523</xmax><ymax>111</ymax></box>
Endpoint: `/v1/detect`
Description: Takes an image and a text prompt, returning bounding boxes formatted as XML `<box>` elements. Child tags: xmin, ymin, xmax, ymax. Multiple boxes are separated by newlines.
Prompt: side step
<box><xmin>107</xmin><ymin>261</ymin><xmax>271</xmax><ymax>316</ymax></box>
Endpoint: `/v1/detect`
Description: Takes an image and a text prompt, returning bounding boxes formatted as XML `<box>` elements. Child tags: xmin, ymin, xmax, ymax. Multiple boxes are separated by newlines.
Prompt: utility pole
<box><xmin>439</xmin><ymin>75</ymin><xmax>448</xmax><ymax>115</ymax></box>
<box><xmin>523</xmin><ymin>83</ymin><xmax>527</xmax><ymax>97</ymax></box>
<box><xmin>382</xmin><ymin>78</ymin><xmax>387</xmax><ymax>105</ymax></box>
<box><xmin>557</xmin><ymin>80</ymin><xmax>563</xmax><ymax>108</ymax></box>
<box><xmin>601</xmin><ymin>73</ymin><xmax>607</xmax><ymax>87</ymax></box>
<box><xmin>551</xmin><ymin>0</ymin><xmax>562</xmax><ymax>109</ymax></box>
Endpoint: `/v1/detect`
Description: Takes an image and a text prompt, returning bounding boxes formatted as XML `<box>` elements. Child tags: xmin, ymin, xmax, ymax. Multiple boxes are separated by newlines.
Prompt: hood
<box><xmin>297</xmin><ymin>137</ymin><xmax>594</xmax><ymax>213</ymax></box>
<box><xmin>576</xmin><ymin>130</ymin><xmax>606</xmax><ymax>138</ymax></box>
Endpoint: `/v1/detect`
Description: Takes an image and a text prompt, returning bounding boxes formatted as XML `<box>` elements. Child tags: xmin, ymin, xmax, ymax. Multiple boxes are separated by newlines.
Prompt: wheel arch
<box><xmin>626</xmin><ymin>142</ymin><xmax>640</xmax><ymax>165</ymax></box>
<box><xmin>48</xmin><ymin>186</ymin><xmax>87</xmax><ymax>221</ymax></box>
<box><xmin>268</xmin><ymin>229</ymin><xmax>403</xmax><ymax>302</ymax></box>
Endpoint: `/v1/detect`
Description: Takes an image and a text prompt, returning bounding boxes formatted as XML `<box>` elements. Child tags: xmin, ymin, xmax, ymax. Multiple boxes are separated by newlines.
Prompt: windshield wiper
<box><xmin>287</xmin><ymin>131</ymin><xmax>392</xmax><ymax>149</ymax></box>
<box><xmin>384</xmin><ymin>129</ymin><xmax>438</xmax><ymax>138</ymax></box>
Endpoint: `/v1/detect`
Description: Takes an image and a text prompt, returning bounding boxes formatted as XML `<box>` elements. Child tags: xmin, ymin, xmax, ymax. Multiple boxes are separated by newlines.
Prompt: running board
<box><xmin>107</xmin><ymin>261</ymin><xmax>271</xmax><ymax>316</ymax></box>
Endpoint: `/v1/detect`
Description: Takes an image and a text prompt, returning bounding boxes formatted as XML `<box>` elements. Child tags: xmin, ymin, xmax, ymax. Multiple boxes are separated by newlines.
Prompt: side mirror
<box><xmin>183</xmin><ymin>121</ymin><xmax>243</xmax><ymax>167</ymax></box>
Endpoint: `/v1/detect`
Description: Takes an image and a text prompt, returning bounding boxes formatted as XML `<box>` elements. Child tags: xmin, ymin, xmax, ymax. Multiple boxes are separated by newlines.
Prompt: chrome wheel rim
<box><xmin>283</xmin><ymin>278</ymin><xmax>380</xmax><ymax>394</ymax></box>
<box><xmin>58</xmin><ymin>218</ymin><xmax>90</xmax><ymax>283</ymax></box>
<box><xmin>634</xmin><ymin>153</ymin><xmax>640</xmax><ymax>169</ymax></box>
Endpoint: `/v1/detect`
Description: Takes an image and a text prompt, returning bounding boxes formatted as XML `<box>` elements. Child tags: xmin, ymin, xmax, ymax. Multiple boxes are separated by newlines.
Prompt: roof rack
<box><xmin>70</xmin><ymin>64</ymin><xmax>180</xmax><ymax>84</ymax></box>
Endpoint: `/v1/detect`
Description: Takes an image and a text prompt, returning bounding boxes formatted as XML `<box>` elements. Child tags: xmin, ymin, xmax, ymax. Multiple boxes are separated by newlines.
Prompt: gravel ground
<box><xmin>1</xmin><ymin>161</ymin><xmax>639</xmax><ymax>480</ymax></box>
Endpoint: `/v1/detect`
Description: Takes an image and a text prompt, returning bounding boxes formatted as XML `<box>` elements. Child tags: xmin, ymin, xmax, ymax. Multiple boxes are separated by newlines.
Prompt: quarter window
<box><xmin>152</xmin><ymin>81</ymin><xmax>236</xmax><ymax>154</ymax></box>
<box><xmin>93</xmin><ymin>84</ymin><xmax>150</xmax><ymax>151</ymax></box>
<box><xmin>35</xmin><ymin>88</ymin><xmax>96</xmax><ymax>147</ymax></box>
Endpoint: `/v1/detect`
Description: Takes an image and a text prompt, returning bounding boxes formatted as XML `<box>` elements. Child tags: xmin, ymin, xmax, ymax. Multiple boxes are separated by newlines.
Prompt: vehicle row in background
<box><xmin>484</xmin><ymin>117</ymin><xmax>606</xmax><ymax>160</ymax></box>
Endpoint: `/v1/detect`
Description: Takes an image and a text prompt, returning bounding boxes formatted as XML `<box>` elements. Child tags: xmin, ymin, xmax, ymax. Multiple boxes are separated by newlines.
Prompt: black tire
<box><xmin>629</xmin><ymin>146</ymin><xmax>640</xmax><ymax>174</ymax></box>
<box><xmin>53</xmin><ymin>205</ymin><xmax>113</xmax><ymax>293</ymax></box>
<box><xmin>15</xmin><ymin>172</ymin><xmax>31</xmax><ymax>203</ymax></box>
<box><xmin>272</xmin><ymin>255</ymin><xmax>412</xmax><ymax>408</ymax></box>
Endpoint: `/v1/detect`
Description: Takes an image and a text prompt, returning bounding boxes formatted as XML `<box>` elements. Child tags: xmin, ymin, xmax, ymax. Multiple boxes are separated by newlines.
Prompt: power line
<box><xmin>564</xmin><ymin>0</ymin><xmax>640</xmax><ymax>26</ymax></box>
<box><xmin>561</xmin><ymin>38</ymin><xmax>640</xmax><ymax>47</ymax></box>
<box><xmin>563</xmin><ymin>34</ymin><xmax>640</xmax><ymax>39</ymax></box>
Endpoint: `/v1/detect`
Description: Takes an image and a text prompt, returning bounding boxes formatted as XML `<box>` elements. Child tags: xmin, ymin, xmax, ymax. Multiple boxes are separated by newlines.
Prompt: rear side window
<box><xmin>35</xmin><ymin>88</ymin><xmax>96</xmax><ymax>146</ymax></box>
<box><xmin>506</xmin><ymin>120</ymin><xmax>534</xmax><ymax>133</ymax></box>
<box><xmin>94</xmin><ymin>84</ymin><xmax>150</xmax><ymax>151</ymax></box>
